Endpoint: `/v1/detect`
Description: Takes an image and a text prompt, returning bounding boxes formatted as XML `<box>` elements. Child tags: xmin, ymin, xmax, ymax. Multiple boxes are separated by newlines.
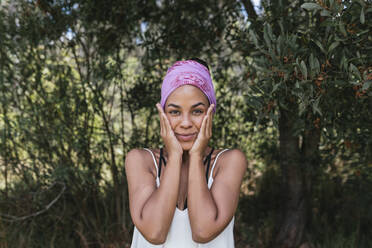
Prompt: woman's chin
<box><xmin>180</xmin><ymin>141</ymin><xmax>194</xmax><ymax>151</ymax></box>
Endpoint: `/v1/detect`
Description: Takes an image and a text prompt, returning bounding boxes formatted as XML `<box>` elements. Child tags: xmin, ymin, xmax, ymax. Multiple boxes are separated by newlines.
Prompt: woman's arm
<box><xmin>125</xmin><ymin>104</ymin><xmax>183</xmax><ymax>244</ymax></box>
<box><xmin>187</xmin><ymin>104</ymin><xmax>247</xmax><ymax>242</ymax></box>
<box><xmin>125</xmin><ymin>149</ymin><xmax>182</xmax><ymax>244</ymax></box>
<box><xmin>187</xmin><ymin>149</ymin><xmax>247</xmax><ymax>243</ymax></box>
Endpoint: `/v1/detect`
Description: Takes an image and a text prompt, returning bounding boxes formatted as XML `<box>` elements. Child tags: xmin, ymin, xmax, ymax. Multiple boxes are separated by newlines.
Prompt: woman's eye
<box><xmin>193</xmin><ymin>109</ymin><xmax>204</xmax><ymax>115</ymax></box>
<box><xmin>169</xmin><ymin>110</ymin><xmax>180</xmax><ymax>115</ymax></box>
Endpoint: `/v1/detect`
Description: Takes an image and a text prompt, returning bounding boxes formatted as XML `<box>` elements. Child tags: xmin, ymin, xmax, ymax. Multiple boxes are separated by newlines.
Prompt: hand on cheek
<box><xmin>156</xmin><ymin>103</ymin><xmax>183</xmax><ymax>157</ymax></box>
<box><xmin>189</xmin><ymin>104</ymin><xmax>214</xmax><ymax>157</ymax></box>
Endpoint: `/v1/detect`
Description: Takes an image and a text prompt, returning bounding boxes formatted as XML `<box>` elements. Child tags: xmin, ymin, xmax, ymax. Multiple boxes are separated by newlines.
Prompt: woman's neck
<box><xmin>182</xmin><ymin>151</ymin><xmax>190</xmax><ymax>164</ymax></box>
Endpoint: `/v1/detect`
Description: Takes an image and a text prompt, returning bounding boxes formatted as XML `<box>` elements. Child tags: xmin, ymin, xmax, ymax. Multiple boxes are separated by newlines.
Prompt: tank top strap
<box><xmin>208</xmin><ymin>149</ymin><xmax>229</xmax><ymax>182</ymax></box>
<box><xmin>204</xmin><ymin>148</ymin><xmax>214</xmax><ymax>181</ymax></box>
<box><xmin>143</xmin><ymin>148</ymin><xmax>160</xmax><ymax>187</ymax></box>
<box><xmin>159</xmin><ymin>147</ymin><xmax>167</xmax><ymax>177</ymax></box>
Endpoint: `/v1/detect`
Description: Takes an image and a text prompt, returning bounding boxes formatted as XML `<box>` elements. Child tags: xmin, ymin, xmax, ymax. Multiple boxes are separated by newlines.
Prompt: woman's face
<box><xmin>164</xmin><ymin>85</ymin><xmax>210</xmax><ymax>151</ymax></box>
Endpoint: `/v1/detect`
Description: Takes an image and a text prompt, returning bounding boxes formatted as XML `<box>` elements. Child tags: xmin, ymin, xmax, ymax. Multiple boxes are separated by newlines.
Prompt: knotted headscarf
<box><xmin>160</xmin><ymin>60</ymin><xmax>216</xmax><ymax>112</ymax></box>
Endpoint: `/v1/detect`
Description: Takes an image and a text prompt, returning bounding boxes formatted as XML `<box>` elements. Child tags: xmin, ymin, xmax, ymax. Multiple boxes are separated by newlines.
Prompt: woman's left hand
<box><xmin>189</xmin><ymin>104</ymin><xmax>214</xmax><ymax>157</ymax></box>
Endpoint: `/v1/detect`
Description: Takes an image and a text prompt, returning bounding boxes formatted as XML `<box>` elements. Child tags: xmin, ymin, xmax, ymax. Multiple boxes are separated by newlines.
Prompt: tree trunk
<box><xmin>301</xmin><ymin>117</ymin><xmax>321</xmax><ymax>243</ymax></box>
<box><xmin>273</xmin><ymin>106</ymin><xmax>306</xmax><ymax>248</ymax></box>
<box><xmin>240</xmin><ymin>0</ymin><xmax>258</xmax><ymax>20</ymax></box>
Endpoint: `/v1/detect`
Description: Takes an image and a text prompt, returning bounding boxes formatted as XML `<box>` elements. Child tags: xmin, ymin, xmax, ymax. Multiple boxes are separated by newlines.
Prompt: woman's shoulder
<box><xmin>125</xmin><ymin>148</ymin><xmax>160</xmax><ymax>173</ymax></box>
<box><xmin>214</xmin><ymin>148</ymin><xmax>247</xmax><ymax>171</ymax></box>
<box><xmin>126</xmin><ymin>148</ymin><xmax>147</xmax><ymax>161</ymax></box>
<box><xmin>126</xmin><ymin>148</ymin><xmax>160</xmax><ymax>158</ymax></box>
<box><xmin>216</xmin><ymin>148</ymin><xmax>246</xmax><ymax>160</ymax></box>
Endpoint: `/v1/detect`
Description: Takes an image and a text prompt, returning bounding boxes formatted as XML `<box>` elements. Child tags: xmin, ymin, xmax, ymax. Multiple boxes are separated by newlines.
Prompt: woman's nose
<box><xmin>180</xmin><ymin>114</ymin><xmax>192</xmax><ymax>128</ymax></box>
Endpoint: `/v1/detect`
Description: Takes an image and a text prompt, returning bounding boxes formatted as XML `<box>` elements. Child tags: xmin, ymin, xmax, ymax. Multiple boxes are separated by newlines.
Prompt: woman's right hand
<box><xmin>156</xmin><ymin>103</ymin><xmax>183</xmax><ymax>157</ymax></box>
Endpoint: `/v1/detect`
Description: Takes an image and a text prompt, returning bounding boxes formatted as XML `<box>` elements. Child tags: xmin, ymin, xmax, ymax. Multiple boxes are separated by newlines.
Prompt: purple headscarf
<box><xmin>160</xmin><ymin>60</ymin><xmax>217</xmax><ymax>112</ymax></box>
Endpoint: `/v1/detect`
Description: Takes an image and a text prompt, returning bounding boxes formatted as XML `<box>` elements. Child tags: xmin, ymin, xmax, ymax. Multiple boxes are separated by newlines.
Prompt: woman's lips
<box><xmin>175</xmin><ymin>133</ymin><xmax>196</xmax><ymax>142</ymax></box>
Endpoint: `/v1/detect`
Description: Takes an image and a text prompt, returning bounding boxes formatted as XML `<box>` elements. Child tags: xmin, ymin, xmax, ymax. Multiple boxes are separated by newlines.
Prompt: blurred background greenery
<box><xmin>0</xmin><ymin>0</ymin><xmax>371</xmax><ymax>247</ymax></box>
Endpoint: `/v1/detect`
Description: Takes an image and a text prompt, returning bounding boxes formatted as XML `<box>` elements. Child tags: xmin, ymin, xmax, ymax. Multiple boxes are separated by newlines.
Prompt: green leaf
<box><xmin>355</xmin><ymin>29</ymin><xmax>370</xmax><ymax>36</ymax></box>
<box><xmin>267</xmin><ymin>24</ymin><xmax>274</xmax><ymax>41</ymax></box>
<box><xmin>308</xmin><ymin>54</ymin><xmax>320</xmax><ymax>74</ymax></box>
<box><xmin>320</xmin><ymin>9</ymin><xmax>331</xmax><ymax>16</ymax></box>
<box><xmin>301</xmin><ymin>3</ymin><xmax>323</xmax><ymax>10</ymax></box>
<box><xmin>309</xmin><ymin>53</ymin><xmax>315</xmax><ymax>69</ymax></box>
<box><xmin>249</xmin><ymin>30</ymin><xmax>259</xmax><ymax>48</ymax></box>
<box><xmin>271</xmin><ymin>82</ymin><xmax>281</xmax><ymax>94</ymax></box>
<box><xmin>328</xmin><ymin>41</ymin><xmax>340</xmax><ymax>53</ymax></box>
<box><xmin>248</xmin><ymin>97</ymin><xmax>262</xmax><ymax>109</ymax></box>
<box><xmin>334</xmin><ymin>80</ymin><xmax>347</xmax><ymax>86</ymax></box>
<box><xmin>276</xmin><ymin>42</ymin><xmax>281</xmax><ymax>56</ymax></box>
<box><xmin>299</xmin><ymin>101</ymin><xmax>307</xmax><ymax>116</ymax></box>
<box><xmin>339</xmin><ymin>22</ymin><xmax>347</xmax><ymax>36</ymax></box>
<box><xmin>264</xmin><ymin>26</ymin><xmax>271</xmax><ymax>48</ymax></box>
<box><xmin>340</xmin><ymin>55</ymin><xmax>348</xmax><ymax>71</ymax></box>
<box><xmin>314</xmin><ymin>57</ymin><xmax>320</xmax><ymax>74</ymax></box>
<box><xmin>362</xmin><ymin>81</ymin><xmax>371</xmax><ymax>91</ymax></box>
<box><xmin>349</xmin><ymin>63</ymin><xmax>361</xmax><ymax>80</ymax></box>
<box><xmin>360</xmin><ymin>8</ymin><xmax>365</xmax><ymax>24</ymax></box>
<box><xmin>314</xmin><ymin>39</ymin><xmax>326</xmax><ymax>54</ymax></box>
<box><xmin>312</xmin><ymin>97</ymin><xmax>322</xmax><ymax>116</ymax></box>
<box><xmin>279</xmin><ymin>21</ymin><xmax>284</xmax><ymax>33</ymax></box>
<box><xmin>300</xmin><ymin>60</ymin><xmax>308</xmax><ymax>80</ymax></box>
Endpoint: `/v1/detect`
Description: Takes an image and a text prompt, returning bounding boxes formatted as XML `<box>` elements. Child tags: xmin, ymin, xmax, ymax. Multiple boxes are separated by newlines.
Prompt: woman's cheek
<box><xmin>194</xmin><ymin>116</ymin><xmax>205</xmax><ymax>130</ymax></box>
<box><xmin>166</xmin><ymin>115</ymin><xmax>178</xmax><ymax>130</ymax></box>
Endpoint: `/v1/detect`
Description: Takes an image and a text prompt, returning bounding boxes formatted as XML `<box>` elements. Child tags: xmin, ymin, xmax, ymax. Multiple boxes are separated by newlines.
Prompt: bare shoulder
<box><xmin>220</xmin><ymin>149</ymin><xmax>246</xmax><ymax>165</ymax></box>
<box><xmin>222</xmin><ymin>148</ymin><xmax>246</xmax><ymax>160</ymax></box>
<box><xmin>214</xmin><ymin>149</ymin><xmax>247</xmax><ymax>175</ymax></box>
<box><xmin>125</xmin><ymin>148</ymin><xmax>157</xmax><ymax>176</ymax></box>
<box><xmin>125</xmin><ymin>148</ymin><xmax>147</xmax><ymax>164</ymax></box>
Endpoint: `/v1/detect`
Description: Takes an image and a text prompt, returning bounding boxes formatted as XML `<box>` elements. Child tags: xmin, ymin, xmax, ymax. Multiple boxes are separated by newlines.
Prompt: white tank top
<box><xmin>130</xmin><ymin>149</ymin><xmax>235</xmax><ymax>248</ymax></box>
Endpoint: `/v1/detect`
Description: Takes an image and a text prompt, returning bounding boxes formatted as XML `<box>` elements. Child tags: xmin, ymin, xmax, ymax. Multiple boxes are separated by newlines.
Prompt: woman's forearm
<box><xmin>135</xmin><ymin>155</ymin><xmax>182</xmax><ymax>243</ymax></box>
<box><xmin>187</xmin><ymin>149</ymin><xmax>246</xmax><ymax>243</ymax></box>
<box><xmin>187</xmin><ymin>154</ymin><xmax>219</xmax><ymax>241</ymax></box>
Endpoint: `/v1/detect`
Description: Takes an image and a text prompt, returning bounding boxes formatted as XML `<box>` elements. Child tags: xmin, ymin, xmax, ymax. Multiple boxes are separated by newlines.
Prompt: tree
<box><xmin>238</xmin><ymin>0</ymin><xmax>371</xmax><ymax>247</ymax></box>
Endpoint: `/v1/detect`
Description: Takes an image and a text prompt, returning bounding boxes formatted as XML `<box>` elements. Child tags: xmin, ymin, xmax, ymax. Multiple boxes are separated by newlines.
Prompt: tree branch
<box><xmin>0</xmin><ymin>182</ymin><xmax>66</xmax><ymax>222</ymax></box>
<box><xmin>240</xmin><ymin>0</ymin><xmax>258</xmax><ymax>21</ymax></box>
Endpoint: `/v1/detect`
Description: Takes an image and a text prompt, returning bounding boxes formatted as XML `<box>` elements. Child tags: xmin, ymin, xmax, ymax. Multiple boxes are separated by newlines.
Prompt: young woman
<box><xmin>125</xmin><ymin>59</ymin><xmax>247</xmax><ymax>247</ymax></box>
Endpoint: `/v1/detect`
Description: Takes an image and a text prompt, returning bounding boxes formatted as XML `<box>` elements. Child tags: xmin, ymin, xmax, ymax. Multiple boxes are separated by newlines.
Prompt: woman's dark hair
<box><xmin>190</xmin><ymin>57</ymin><xmax>209</xmax><ymax>71</ymax></box>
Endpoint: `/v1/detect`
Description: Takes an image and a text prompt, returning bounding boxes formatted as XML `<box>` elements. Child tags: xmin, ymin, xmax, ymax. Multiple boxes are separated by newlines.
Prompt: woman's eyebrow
<box><xmin>191</xmin><ymin>102</ymin><xmax>206</xmax><ymax>108</ymax></box>
<box><xmin>167</xmin><ymin>103</ymin><xmax>180</xmax><ymax>108</ymax></box>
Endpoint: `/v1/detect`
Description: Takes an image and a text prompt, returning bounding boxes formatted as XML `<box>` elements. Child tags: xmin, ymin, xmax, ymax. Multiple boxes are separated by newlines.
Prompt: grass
<box><xmin>1</xmin><ymin>163</ymin><xmax>371</xmax><ymax>247</ymax></box>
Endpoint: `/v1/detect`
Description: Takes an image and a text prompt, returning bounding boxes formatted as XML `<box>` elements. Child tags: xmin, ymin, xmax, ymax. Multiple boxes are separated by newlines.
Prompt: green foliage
<box><xmin>245</xmin><ymin>0</ymin><xmax>371</xmax><ymax>127</ymax></box>
<box><xmin>234</xmin><ymin>0</ymin><xmax>372</xmax><ymax>246</ymax></box>
<box><xmin>0</xmin><ymin>0</ymin><xmax>371</xmax><ymax>247</ymax></box>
